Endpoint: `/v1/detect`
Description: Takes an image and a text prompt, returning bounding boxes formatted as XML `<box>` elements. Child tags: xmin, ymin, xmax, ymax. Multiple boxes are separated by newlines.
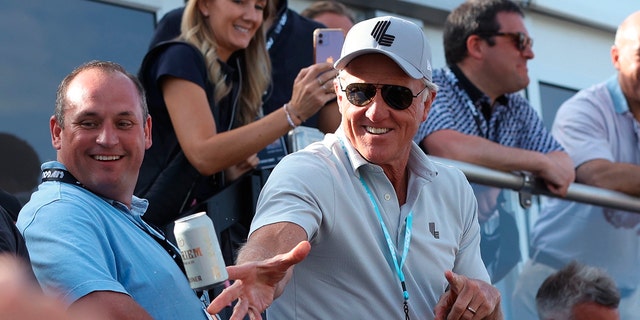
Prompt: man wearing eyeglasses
<box><xmin>414</xmin><ymin>0</ymin><xmax>574</xmax><ymax>284</ymax></box>
<box><xmin>206</xmin><ymin>16</ymin><xmax>503</xmax><ymax>320</ymax></box>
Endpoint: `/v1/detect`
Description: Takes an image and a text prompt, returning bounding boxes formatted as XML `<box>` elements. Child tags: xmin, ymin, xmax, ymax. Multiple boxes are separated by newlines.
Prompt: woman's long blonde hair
<box><xmin>181</xmin><ymin>0</ymin><xmax>272</xmax><ymax>126</ymax></box>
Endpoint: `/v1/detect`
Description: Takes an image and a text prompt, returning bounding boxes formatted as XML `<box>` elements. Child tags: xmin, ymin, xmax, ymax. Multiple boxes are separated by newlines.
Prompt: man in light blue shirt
<box><xmin>17</xmin><ymin>61</ymin><xmax>213</xmax><ymax>320</ymax></box>
<box><xmin>512</xmin><ymin>10</ymin><xmax>640</xmax><ymax>320</ymax></box>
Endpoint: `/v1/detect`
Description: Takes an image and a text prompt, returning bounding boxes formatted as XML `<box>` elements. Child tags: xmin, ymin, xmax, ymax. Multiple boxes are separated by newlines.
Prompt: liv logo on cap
<box><xmin>334</xmin><ymin>16</ymin><xmax>433</xmax><ymax>81</ymax></box>
<box><xmin>371</xmin><ymin>20</ymin><xmax>395</xmax><ymax>46</ymax></box>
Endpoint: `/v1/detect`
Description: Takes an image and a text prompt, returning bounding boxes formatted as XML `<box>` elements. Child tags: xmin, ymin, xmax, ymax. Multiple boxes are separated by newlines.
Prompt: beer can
<box><xmin>173</xmin><ymin>211</ymin><xmax>228</xmax><ymax>290</ymax></box>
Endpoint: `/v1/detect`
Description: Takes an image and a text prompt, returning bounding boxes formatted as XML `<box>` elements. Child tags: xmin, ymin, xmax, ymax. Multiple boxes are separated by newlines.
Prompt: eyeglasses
<box><xmin>480</xmin><ymin>31</ymin><xmax>533</xmax><ymax>51</ymax></box>
<box><xmin>338</xmin><ymin>78</ymin><xmax>427</xmax><ymax>110</ymax></box>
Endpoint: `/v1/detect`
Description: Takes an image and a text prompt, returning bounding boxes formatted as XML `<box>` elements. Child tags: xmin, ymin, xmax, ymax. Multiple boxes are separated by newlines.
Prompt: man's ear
<box><xmin>466</xmin><ymin>34</ymin><xmax>485</xmax><ymax>60</ymax></box>
<box><xmin>144</xmin><ymin>115</ymin><xmax>153</xmax><ymax>150</ymax></box>
<box><xmin>50</xmin><ymin>116</ymin><xmax>62</xmax><ymax>150</ymax></box>
<box><xmin>610</xmin><ymin>44</ymin><xmax>620</xmax><ymax>71</ymax></box>
<box><xmin>421</xmin><ymin>91</ymin><xmax>436</xmax><ymax>122</ymax></box>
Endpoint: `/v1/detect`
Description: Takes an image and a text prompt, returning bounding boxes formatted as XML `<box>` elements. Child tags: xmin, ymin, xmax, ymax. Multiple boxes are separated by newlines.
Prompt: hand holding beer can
<box><xmin>173</xmin><ymin>211</ymin><xmax>228</xmax><ymax>290</ymax></box>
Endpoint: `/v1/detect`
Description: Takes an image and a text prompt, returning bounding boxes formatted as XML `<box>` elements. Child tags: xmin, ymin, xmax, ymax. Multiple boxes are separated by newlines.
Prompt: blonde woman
<box><xmin>136</xmin><ymin>0</ymin><xmax>337</xmax><ymax>229</ymax></box>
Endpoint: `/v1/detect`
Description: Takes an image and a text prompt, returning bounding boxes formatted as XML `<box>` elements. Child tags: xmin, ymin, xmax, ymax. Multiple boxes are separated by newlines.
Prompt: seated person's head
<box><xmin>300</xmin><ymin>0</ymin><xmax>356</xmax><ymax>33</ymax></box>
<box><xmin>536</xmin><ymin>261</ymin><xmax>620</xmax><ymax>320</ymax></box>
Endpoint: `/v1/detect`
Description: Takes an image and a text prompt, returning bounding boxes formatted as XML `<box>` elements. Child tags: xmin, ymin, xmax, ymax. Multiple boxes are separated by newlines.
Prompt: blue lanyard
<box><xmin>339</xmin><ymin>139</ymin><xmax>413</xmax><ymax>319</ymax></box>
<box><xmin>359</xmin><ymin>176</ymin><xmax>413</xmax><ymax>302</ymax></box>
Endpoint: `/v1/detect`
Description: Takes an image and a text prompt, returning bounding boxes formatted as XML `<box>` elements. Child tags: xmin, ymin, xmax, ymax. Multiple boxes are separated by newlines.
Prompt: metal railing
<box><xmin>430</xmin><ymin>156</ymin><xmax>640</xmax><ymax>213</ymax></box>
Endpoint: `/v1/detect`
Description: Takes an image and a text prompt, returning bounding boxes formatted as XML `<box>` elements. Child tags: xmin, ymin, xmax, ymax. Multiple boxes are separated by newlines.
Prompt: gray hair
<box><xmin>536</xmin><ymin>261</ymin><xmax>620</xmax><ymax>320</ymax></box>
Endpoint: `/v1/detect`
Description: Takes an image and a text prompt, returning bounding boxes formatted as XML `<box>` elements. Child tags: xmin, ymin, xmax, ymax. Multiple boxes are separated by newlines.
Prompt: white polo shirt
<box><xmin>251</xmin><ymin>129</ymin><xmax>489</xmax><ymax>319</ymax></box>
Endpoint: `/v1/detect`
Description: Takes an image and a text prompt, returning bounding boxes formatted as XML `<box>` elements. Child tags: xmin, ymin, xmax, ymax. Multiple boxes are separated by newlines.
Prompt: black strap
<box><xmin>42</xmin><ymin>168</ymin><xmax>187</xmax><ymax>276</ymax></box>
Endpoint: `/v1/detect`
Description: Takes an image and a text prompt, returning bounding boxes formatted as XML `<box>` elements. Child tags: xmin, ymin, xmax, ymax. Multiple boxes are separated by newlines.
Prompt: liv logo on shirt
<box><xmin>429</xmin><ymin>222</ymin><xmax>440</xmax><ymax>239</ymax></box>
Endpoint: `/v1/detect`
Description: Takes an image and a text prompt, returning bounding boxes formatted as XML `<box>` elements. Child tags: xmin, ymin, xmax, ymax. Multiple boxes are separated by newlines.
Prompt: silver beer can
<box><xmin>173</xmin><ymin>211</ymin><xmax>228</xmax><ymax>290</ymax></box>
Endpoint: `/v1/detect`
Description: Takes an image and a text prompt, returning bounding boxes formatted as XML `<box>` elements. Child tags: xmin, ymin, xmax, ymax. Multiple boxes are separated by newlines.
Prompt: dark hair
<box><xmin>443</xmin><ymin>0</ymin><xmax>524</xmax><ymax>65</ymax></box>
<box><xmin>300</xmin><ymin>0</ymin><xmax>355</xmax><ymax>23</ymax></box>
<box><xmin>536</xmin><ymin>261</ymin><xmax>620</xmax><ymax>320</ymax></box>
<box><xmin>55</xmin><ymin>60</ymin><xmax>148</xmax><ymax>128</ymax></box>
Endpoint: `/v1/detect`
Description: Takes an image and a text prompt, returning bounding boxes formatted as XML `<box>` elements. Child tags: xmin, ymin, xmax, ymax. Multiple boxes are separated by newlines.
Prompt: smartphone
<box><xmin>313</xmin><ymin>28</ymin><xmax>345</xmax><ymax>64</ymax></box>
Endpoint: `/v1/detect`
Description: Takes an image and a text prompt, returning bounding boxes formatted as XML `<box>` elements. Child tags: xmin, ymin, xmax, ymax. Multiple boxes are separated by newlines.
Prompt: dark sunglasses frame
<box><xmin>337</xmin><ymin>78</ymin><xmax>428</xmax><ymax>110</ymax></box>
<box><xmin>479</xmin><ymin>31</ymin><xmax>533</xmax><ymax>51</ymax></box>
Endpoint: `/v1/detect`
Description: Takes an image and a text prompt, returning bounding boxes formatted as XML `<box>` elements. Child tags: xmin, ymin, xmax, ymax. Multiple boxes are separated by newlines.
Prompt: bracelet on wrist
<box><xmin>288</xmin><ymin>104</ymin><xmax>304</xmax><ymax>122</ymax></box>
<box><xmin>283</xmin><ymin>104</ymin><xmax>298</xmax><ymax>129</ymax></box>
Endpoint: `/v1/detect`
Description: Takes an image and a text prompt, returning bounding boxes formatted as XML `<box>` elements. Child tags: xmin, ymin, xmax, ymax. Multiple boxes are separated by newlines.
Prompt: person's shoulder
<box><xmin>18</xmin><ymin>189</ymin><xmax>113</xmax><ymax>243</ymax></box>
<box><xmin>431</xmin><ymin>68</ymin><xmax>457</xmax><ymax>96</ymax></box>
<box><xmin>149</xmin><ymin>40</ymin><xmax>200</xmax><ymax>59</ymax></box>
<box><xmin>428</xmin><ymin>158</ymin><xmax>466</xmax><ymax>180</ymax></box>
<box><xmin>141</xmin><ymin>41</ymin><xmax>205</xmax><ymax>77</ymax></box>
<box><xmin>162</xmin><ymin>7</ymin><xmax>184</xmax><ymax>20</ymax></box>
<box><xmin>273</xmin><ymin>135</ymin><xmax>341</xmax><ymax>177</ymax></box>
<box><xmin>279</xmin><ymin>141</ymin><xmax>333</xmax><ymax>169</ymax></box>
<box><xmin>20</xmin><ymin>186</ymin><xmax>99</xmax><ymax>220</ymax></box>
<box><xmin>432</xmin><ymin>68</ymin><xmax>450</xmax><ymax>82</ymax></box>
<box><xmin>432</xmin><ymin>67</ymin><xmax>447</xmax><ymax>77</ymax></box>
<box><xmin>431</xmin><ymin>69</ymin><xmax>460</xmax><ymax>106</ymax></box>
<box><xmin>148</xmin><ymin>6</ymin><xmax>185</xmax><ymax>49</ymax></box>
<box><xmin>562</xmin><ymin>80</ymin><xmax>610</xmax><ymax>107</ymax></box>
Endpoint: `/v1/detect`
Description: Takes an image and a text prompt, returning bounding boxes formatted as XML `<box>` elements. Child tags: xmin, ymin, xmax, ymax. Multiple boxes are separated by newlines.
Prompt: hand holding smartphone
<box><xmin>313</xmin><ymin>28</ymin><xmax>345</xmax><ymax>64</ymax></box>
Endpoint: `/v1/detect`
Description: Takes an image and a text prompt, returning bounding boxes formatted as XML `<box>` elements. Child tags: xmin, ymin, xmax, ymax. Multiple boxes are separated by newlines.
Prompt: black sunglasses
<box><xmin>338</xmin><ymin>78</ymin><xmax>428</xmax><ymax>110</ymax></box>
<box><xmin>479</xmin><ymin>31</ymin><xmax>533</xmax><ymax>51</ymax></box>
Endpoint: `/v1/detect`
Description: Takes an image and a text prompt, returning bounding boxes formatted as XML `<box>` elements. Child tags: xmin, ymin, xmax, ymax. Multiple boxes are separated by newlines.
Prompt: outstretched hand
<box><xmin>207</xmin><ymin>241</ymin><xmax>311</xmax><ymax>320</ymax></box>
<box><xmin>434</xmin><ymin>270</ymin><xmax>503</xmax><ymax>320</ymax></box>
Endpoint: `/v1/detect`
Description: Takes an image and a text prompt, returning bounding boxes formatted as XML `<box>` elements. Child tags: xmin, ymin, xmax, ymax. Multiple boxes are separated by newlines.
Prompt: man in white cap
<box><xmin>207</xmin><ymin>16</ymin><xmax>503</xmax><ymax>319</ymax></box>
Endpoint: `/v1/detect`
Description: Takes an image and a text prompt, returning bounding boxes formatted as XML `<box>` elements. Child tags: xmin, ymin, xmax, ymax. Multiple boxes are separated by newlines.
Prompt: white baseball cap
<box><xmin>334</xmin><ymin>16</ymin><xmax>433</xmax><ymax>81</ymax></box>
<box><xmin>334</xmin><ymin>16</ymin><xmax>431</xmax><ymax>81</ymax></box>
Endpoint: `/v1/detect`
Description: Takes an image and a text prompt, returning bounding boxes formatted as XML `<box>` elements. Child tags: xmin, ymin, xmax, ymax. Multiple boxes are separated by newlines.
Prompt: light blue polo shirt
<box><xmin>531</xmin><ymin>76</ymin><xmax>640</xmax><ymax>292</ymax></box>
<box><xmin>252</xmin><ymin>129</ymin><xmax>489</xmax><ymax>319</ymax></box>
<box><xmin>18</xmin><ymin>161</ymin><xmax>209</xmax><ymax>320</ymax></box>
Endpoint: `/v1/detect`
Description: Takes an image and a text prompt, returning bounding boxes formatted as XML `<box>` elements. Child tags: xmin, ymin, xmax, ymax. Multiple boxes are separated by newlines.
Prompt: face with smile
<box><xmin>199</xmin><ymin>0</ymin><xmax>267</xmax><ymax>61</ymax></box>
<box><xmin>337</xmin><ymin>54</ymin><xmax>434</xmax><ymax>172</ymax></box>
<box><xmin>51</xmin><ymin>67</ymin><xmax>152</xmax><ymax>206</ymax></box>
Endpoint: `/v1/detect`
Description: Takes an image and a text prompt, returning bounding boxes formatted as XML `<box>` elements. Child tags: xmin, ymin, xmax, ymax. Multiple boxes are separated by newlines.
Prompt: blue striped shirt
<box><xmin>414</xmin><ymin>67</ymin><xmax>562</xmax><ymax>154</ymax></box>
